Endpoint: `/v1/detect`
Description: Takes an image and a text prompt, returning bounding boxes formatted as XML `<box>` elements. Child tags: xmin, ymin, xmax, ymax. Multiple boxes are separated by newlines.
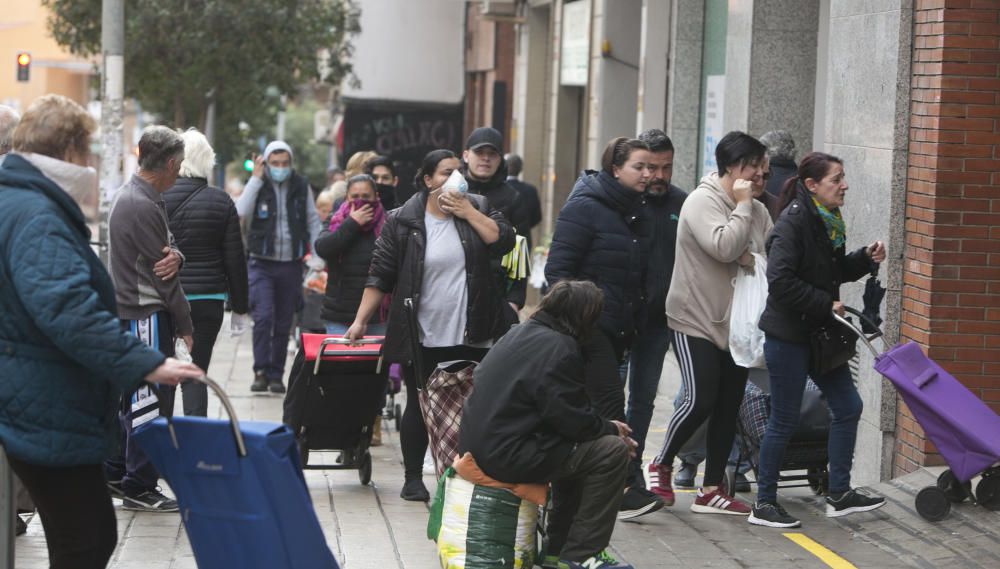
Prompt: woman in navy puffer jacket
<box><xmin>0</xmin><ymin>95</ymin><xmax>199</xmax><ymax>569</ymax></box>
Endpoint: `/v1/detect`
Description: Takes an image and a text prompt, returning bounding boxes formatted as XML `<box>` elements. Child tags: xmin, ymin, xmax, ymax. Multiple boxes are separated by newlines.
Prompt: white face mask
<box><xmin>19</xmin><ymin>152</ymin><xmax>100</xmax><ymax>222</ymax></box>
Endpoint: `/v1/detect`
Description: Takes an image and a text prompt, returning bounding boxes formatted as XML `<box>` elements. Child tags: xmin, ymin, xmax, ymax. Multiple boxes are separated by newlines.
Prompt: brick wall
<box><xmin>899</xmin><ymin>0</ymin><xmax>1000</xmax><ymax>476</ymax></box>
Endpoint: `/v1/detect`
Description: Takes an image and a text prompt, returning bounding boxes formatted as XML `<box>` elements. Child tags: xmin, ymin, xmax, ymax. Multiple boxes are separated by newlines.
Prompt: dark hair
<box><xmin>637</xmin><ymin>129</ymin><xmax>675</xmax><ymax>154</ymax></box>
<box><xmin>506</xmin><ymin>153</ymin><xmax>523</xmax><ymax>177</ymax></box>
<box><xmin>413</xmin><ymin>149</ymin><xmax>459</xmax><ymax>191</ymax></box>
<box><xmin>532</xmin><ymin>281</ymin><xmax>604</xmax><ymax>340</ymax></box>
<box><xmin>365</xmin><ymin>155</ymin><xmax>396</xmax><ymax>178</ymax></box>
<box><xmin>601</xmin><ymin>137</ymin><xmax>649</xmax><ymax>174</ymax></box>
<box><xmin>346</xmin><ymin>173</ymin><xmax>377</xmax><ymax>196</ymax></box>
<box><xmin>714</xmin><ymin>131</ymin><xmax>766</xmax><ymax>177</ymax></box>
<box><xmin>777</xmin><ymin>151</ymin><xmax>844</xmax><ymax>213</ymax></box>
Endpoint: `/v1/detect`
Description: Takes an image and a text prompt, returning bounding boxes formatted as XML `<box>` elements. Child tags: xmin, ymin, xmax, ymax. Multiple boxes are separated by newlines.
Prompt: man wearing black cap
<box><xmin>462</xmin><ymin>127</ymin><xmax>527</xmax><ymax>330</ymax></box>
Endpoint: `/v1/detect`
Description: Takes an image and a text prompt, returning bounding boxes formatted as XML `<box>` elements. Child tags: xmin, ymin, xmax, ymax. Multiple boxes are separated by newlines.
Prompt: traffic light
<box><xmin>243</xmin><ymin>158</ymin><xmax>254</xmax><ymax>172</ymax></box>
<box><xmin>16</xmin><ymin>52</ymin><xmax>30</xmax><ymax>82</ymax></box>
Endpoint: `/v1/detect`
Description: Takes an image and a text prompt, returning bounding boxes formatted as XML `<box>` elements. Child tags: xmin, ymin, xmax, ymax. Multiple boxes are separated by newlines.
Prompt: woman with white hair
<box><xmin>163</xmin><ymin>128</ymin><xmax>250</xmax><ymax>416</ymax></box>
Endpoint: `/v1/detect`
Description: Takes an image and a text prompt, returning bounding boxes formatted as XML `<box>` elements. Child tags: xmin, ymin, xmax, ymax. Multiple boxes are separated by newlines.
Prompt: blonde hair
<box><xmin>178</xmin><ymin>128</ymin><xmax>216</xmax><ymax>179</ymax></box>
<box><xmin>315</xmin><ymin>189</ymin><xmax>335</xmax><ymax>209</ymax></box>
<box><xmin>12</xmin><ymin>95</ymin><xmax>96</xmax><ymax>160</ymax></box>
<box><xmin>345</xmin><ymin>150</ymin><xmax>377</xmax><ymax>177</ymax></box>
<box><xmin>329</xmin><ymin>180</ymin><xmax>348</xmax><ymax>204</ymax></box>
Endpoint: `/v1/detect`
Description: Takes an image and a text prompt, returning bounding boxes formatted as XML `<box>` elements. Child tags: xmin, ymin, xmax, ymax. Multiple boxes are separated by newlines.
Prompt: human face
<box><xmin>266</xmin><ymin>151</ymin><xmax>291</xmax><ymax>169</ymax></box>
<box><xmin>424</xmin><ymin>157</ymin><xmax>461</xmax><ymax>191</ymax></box>
<box><xmin>347</xmin><ymin>181</ymin><xmax>376</xmax><ymax>202</ymax></box>
<box><xmin>806</xmin><ymin>162</ymin><xmax>848</xmax><ymax>209</ymax></box>
<box><xmin>371</xmin><ymin>165</ymin><xmax>397</xmax><ymax>186</ymax></box>
<box><xmin>646</xmin><ymin>150</ymin><xmax>674</xmax><ymax>195</ymax></box>
<box><xmin>752</xmin><ymin>157</ymin><xmax>770</xmax><ymax>198</ymax></box>
<box><xmin>727</xmin><ymin>157</ymin><xmax>764</xmax><ymax>186</ymax></box>
<box><xmin>463</xmin><ymin>146</ymin><xmax>500</xmax><ymax>180</ymax></box>
<box><xmin>613</xmin><ymin>149</ymin><xmax>653</xmax><ymax>192</ymax></box>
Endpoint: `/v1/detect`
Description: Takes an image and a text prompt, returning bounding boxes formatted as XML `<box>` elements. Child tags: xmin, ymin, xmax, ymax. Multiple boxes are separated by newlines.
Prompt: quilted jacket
<box><xmin>0</xmin><ymin>154</ymin><xmax>165</xmax><ymax>466</ymax></box>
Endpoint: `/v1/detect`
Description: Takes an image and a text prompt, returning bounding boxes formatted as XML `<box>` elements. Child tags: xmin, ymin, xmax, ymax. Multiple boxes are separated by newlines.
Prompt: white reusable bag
<box><xmin>729</xmin><ymin>253</ymin><xmax>769</xmax><ymax>369</ymax></box>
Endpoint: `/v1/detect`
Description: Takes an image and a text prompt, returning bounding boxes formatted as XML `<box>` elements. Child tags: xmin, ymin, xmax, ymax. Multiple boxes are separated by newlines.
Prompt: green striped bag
<box><xmin>431</xmin><ymin>470</ymin><xmax>537</xmax><ymax>568</ymax></box>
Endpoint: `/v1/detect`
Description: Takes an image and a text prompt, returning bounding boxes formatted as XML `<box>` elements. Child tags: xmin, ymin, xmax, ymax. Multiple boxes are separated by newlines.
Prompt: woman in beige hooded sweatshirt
<box><xmin>648</xmin><ymin>131</ymin><xmax>772</xmax><ymax>515</ymax></box>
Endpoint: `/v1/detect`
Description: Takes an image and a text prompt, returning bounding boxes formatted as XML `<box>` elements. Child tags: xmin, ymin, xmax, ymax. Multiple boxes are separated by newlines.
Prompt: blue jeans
<box><xmin>625</xmin><ymin>324</ymin><xmax>671</xmax><ymax>487</ymax></box>
<box><xmin>324</xmin><ymin>321</ymin><xmax>387</xmax><ymax>335</ymax></box>
<box><xmin>756</xmin><ymin>335</ymin><xmax>863</xmax><ymax>504</ymax></box>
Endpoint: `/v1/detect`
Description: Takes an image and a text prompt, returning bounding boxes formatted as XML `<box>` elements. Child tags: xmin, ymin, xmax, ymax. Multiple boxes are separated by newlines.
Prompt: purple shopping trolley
<box><xmin>836</xmin><ymin>309</ymin><xmax>1000</xmax><ymax>521</ymax></box>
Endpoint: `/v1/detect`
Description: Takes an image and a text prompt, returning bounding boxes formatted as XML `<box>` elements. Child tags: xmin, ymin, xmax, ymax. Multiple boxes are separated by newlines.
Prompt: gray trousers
<box><xmin>546</xmin><ymin>435</ymin><xmax>629</xmax><ymax>562</ymax></box>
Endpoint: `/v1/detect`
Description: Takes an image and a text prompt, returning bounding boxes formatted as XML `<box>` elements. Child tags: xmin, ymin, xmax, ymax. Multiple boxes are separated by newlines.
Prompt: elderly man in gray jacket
<box><xmin>105</xmin><ymin>125</ymin><xmax>192</xmax><ymax>513</ymax></box>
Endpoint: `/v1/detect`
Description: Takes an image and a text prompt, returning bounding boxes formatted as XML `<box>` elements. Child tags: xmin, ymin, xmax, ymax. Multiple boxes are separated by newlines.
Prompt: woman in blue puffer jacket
<box><xmin>0</xmin><ymin>95</ymin><xmax>200</xmax><ymax>569</ymax></box>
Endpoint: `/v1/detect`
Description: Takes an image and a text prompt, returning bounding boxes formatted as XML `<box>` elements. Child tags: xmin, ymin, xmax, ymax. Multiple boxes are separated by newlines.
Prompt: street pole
<box><xmin>98</xmin><ymin>0</ymin><xmax>125</xmax><ymax>266</ymax></box>
<box><xmin>276</xmin><ymin>94</ymin><xmax>287</xmax><ymax>140</ymax></box>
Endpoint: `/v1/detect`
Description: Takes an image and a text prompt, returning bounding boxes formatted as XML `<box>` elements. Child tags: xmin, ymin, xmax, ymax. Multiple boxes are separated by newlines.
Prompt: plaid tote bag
<box><xmin>419</xmin><ymin>360</ymin><xmax>478</xmax><ymax>477</ymax></box>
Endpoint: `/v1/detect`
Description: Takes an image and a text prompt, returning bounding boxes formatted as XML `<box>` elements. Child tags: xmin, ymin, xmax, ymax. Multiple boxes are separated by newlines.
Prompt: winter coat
<box><xmin>457</xmin><ymin>313</ymin><xmax>618</xmax><ymax>483</ymax></box>
<box><xmin>314</xmin><ymin>215</ymin><xmax>379</xmax><ymax>324</ymax></box>
<box><xmin>366</xmin><ymin>191</ymin><xmax>515</xmax><ymax>364</ymax></box>
<box><xmin>641</xmin><ymin>185</ymin><xmax>687</xmax><ymax>330</ymax></box>
<box><xmin>163</xmin><ymin>177</ymin><xmax>249</xmax><ymax>313</ymax></box>
<box><xmin>545</xmin><ymin>170</ymin><xmax>649</xmax><ymax>347</ymax></box>
<box><xmin>758</xmin><ymin>185</ymin><xmax>874</xmax><ymax>343</ymax></box>
<box><xmin>0</xmin><ymin>154</ymin><xmax>165</xmax><ymax>466</ymax></box>
<box><xmin>765</xmin><ymin>156</ymin><xmax>797</xmax><ymax>197</ymax></box>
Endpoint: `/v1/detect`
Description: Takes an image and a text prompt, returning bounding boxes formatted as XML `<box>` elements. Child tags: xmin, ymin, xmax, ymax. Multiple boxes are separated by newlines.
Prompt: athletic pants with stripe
<box><xmin>653</xmin><ymin>331</ymin><xmax>748</xmax><ymax>487</ymax></box>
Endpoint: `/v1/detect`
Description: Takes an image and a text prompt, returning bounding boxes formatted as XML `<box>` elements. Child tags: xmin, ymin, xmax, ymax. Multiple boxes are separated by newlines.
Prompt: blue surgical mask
<box><xmin>269</xmin><ymin>166</ymin><xmax>291</xmax><ymax>183</ymax></box>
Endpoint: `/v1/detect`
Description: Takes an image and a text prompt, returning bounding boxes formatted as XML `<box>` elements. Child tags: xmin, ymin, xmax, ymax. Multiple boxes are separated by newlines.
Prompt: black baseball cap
<box><xmin>465</xmin><ymin>127</ymin><xmax>503</xmax><ymax>152</ymax></box>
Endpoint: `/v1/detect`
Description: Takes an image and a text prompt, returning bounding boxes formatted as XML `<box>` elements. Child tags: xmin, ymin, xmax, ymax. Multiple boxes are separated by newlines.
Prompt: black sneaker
<box><xmin>748</xmin><ymin>501</ymin><xmax>801</xmax><ymax>528</ymax></box>
<box><xmin>251</xmin><ymin>371</ymin><xmax>268</xmax><ymax>392</ymax></box>
<box><xmin>674</xmin><ymin>461</ymin><xmax>697</xmax><ymax>488</ymax></box>
<box><xmin>826</xmin><ymin>489</ymin><xmax>886</xmax><ymax>517</ymax></box>
<box><xmin>106</xmin><ymin>479</ymin><xmax>125</xmax><ymax>499</ymax></box>
<box><xmin>268</xmin><ymin>379</ymin><xmax>286</xmax><ymax>394</ymax></box>
<box><xmin>400</xmin><ymin>479</ymin><xmax>430</xmax><ymax>502</ymax></box>
<box><xmin>122</xmin><ymin>488</ymin><xmax>179</xmax><ymax>512</ymax></box>
<box><xmin>617</xmin><ymin>486</ymin><xmax>664</xmax><ymax>521</ymax></box>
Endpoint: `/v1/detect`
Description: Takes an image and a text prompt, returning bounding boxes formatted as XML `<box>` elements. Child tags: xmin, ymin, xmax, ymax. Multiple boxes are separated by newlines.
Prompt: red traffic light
<box><xmin>16</xmin><ymin>52</ymin><xmax>30</xmax><ymax>82</ymax></box>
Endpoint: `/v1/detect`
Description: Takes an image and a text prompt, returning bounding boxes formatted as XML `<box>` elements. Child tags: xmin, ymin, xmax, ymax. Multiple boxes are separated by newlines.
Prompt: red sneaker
<box><xmin>647</xmin><ymin>463</ymin><xmax>675</xmax><ymax>506</ymax></box>
<box><xmin>690</xmin><ymin>487</ymin><xmax>751</xmax><ymax>515</ymax></box>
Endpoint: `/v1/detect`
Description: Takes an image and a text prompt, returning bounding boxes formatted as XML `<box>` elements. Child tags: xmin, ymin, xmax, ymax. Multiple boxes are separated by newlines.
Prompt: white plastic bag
<box><xmin>729</xmin><ymin>253</ymin><xmax>768</xmax><ymax>369</ymax></box>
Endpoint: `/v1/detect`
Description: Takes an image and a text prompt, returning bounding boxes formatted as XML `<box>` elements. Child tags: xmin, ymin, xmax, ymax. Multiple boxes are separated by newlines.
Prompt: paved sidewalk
<box><xmin>14</xmin><ymin>314</ymin><xmax>1000</xmax><ymax>568</ymax></box>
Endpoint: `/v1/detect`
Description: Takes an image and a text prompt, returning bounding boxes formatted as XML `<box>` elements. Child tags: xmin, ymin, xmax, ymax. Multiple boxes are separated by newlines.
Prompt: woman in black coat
<box><xmin>314</xmin><ymin>174</ymin><xmax>387</xmax><ymax>334</ymax></box>
<box><xmin>345</xmin><ymin>149</ymin><xmax>514</xmax><ymax>501</ymax></box>
<box><xmin>749</xmin><ymin>152</ymin><xmax>887</xmax><ymax>529</ymax></box>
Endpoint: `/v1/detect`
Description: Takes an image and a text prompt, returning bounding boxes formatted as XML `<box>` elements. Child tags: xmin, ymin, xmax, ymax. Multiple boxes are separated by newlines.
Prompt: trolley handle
<box><xmin>166</xmin><ymin>375</ymin><xmax>247</xmax><ymax>458</ymax></box>
<box><xmin>314</xmin><ymin>337</ymin><xmax>384</xmax><ymax>375</ymax></box>
<box><xmin>832</xmin><ymin>306</ymin><xmax>884</xmax><ymax>359</ymax></box>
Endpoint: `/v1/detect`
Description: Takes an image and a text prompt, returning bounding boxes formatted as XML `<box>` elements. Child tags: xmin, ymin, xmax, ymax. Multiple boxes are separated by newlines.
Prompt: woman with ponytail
<box><xmin>749</xmin><ymin>152</ymin><xmax>887</xmax><ymax>528</ymax></box>
<box><xmin>345</xmin><ymin>149</ymin><xmax>514</xmax><ymax>501</ymax></box>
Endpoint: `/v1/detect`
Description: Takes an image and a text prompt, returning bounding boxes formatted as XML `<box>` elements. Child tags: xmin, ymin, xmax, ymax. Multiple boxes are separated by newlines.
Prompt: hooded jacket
<box><xmin>545</xmin><ymin>170</ymin><xmax>649</xmax><ymax>346</ymax></box>
<box><xmin>0</xmin><ymin>154</ymin><xmax>165</xmax><ymax>466</ymax></box>
<box><xmin>665</xmin><ymin>172</ymin><xmax>772</xmax><ymax>350</ymax></box>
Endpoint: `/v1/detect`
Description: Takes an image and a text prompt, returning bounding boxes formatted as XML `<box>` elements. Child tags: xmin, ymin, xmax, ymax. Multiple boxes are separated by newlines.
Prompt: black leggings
<box><xmin>9</xmin><ymin>457</ymin><xmax>117</xmax><ymax>569</ymax></box>
<box><xmin>182</xmin><ymin>299</ymin><xmax>225</xmax><ymax>416</ymax></box>
<box><xmin>400</xmin><ymin>345</ymin><xmax>489</xmax><ymax>481</ymax></box>
<box><xmin>653</xmin><ymin>331</ymin><xmax>748</xmax><ymax>486</ymax></box>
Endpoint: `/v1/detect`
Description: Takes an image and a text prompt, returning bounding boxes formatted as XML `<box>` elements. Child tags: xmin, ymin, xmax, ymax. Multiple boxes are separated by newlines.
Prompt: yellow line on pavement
<box><xmin>783</xmin><ymin>533</ymin><xmax>857</xmax><ymax>569</ymax></box>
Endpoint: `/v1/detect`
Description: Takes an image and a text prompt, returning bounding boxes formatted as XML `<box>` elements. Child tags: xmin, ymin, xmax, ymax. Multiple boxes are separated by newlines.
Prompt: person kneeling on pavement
<box><xmin>458</xmin><ymin>281</ymin><xmax>638</xmax><ymax>569</ymax></box>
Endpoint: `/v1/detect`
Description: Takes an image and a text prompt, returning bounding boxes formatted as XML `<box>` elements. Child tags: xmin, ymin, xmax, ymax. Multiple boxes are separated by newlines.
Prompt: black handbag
<box><xmin>808</xmin><ymin>318</ymin><xmax>857</xmax><ymax>378</ymax></box>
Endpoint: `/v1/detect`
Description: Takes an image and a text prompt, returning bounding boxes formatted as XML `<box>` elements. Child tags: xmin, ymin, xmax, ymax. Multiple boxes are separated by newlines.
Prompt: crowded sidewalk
<box><xmin>12</xmin><ymin>313</ymin><xmax>999</xmax><ymax>569</ymax></box>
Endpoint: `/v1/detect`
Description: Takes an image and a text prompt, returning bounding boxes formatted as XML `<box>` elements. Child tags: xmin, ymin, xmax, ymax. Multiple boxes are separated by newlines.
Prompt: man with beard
<box><xmin>364</xmin><ymin>154</ymin><xmax>399</xmax><ymax>211</ymax></box>
<box><xmin>462</xmin><ymin>127</ymin><xmax>527</xmax><ymax>330</ymax></box>
<box><xmin>620</xmin><ymin>129</ymin><xmax>688</xmax><ymax>515</ymax></box>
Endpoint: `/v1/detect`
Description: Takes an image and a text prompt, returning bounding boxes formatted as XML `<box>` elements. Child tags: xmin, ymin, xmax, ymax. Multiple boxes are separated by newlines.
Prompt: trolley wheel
<box><xmin>358</xmin><ymin>452</ymin><xmax>373</xmax><ymax>485</ymax></box>
<box><xmin>975</xmin><ymin>474</ymin><xmax>1000</xmax><ymax>511</ymax></box>
<box><xmin>936</xmin><ymin>469</ymin><xmax>970</xmax><ymax>503</ymax></box>
<box><xmin>807</xmin><ymin>467</ymin><xmax>829</xmax><ymax>496</ymax></box>
<box><xmin>915</xmin><ymin>486</ymin><xmax>951</xmax><ymax>521</ymax></box>
<box><xmin>394</xmin><ymin>403</ymin><xmax>402</xmax><ymax>431</ymax></box>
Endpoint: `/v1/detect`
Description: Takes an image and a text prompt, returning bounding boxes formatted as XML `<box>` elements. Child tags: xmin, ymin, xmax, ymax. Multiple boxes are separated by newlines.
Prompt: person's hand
<box><xmin>154</xmin><ymin>247</ymin><xmax>181</xmax><ymax>280</ymax></box>
<box><xmin>867</xmin><ymin>240</ymin><xmax>886</xmax><ymax>263</ymax></box>
<box><xmin>623</xmin><ymin>436</ymin><xmax>638</xmax><ymax>459</ymax></box>
<box><xmin>251</xmin><ymin>153</ymin><xmax>265</xmax><ymax>179</ymax></box>
<box><xmin>345</xmin><ymin>321</ymin><xmax>368</xmax><ymax>346</ymax></box>
<box><xmin>833</xmin><ymin>301</ymin><xmax>846</xmax><ymax>317</ymax></box>
<box><xmin>733</xmin><ymin>179</ymin><xmax>754</xmax><ymax>203</ymax></box>
<box><xmin>438</xmin><ymin>191</ymin><xmax>476</xmax><ymax>219</ymax></box>
<box><xmin>610</xmin><ymin>420</ymin><xmax>632</xmax><ymax>438</ymax></box>
<box><xmin>738</xmin><ymin>249</ymin><xmax>754</xmax><ymax>268</ymax></box>
<box><xmin>145</xmin><ymin>357</ymin><xmax>202</xmax><ymax>386</ymax></box>
<box><xmin>231</xmin><ymin>313</ymin><xmax>251</xmax><ymax>337</ymax></box>
<box><xmin>349</xmin><ymin>202</ymin><xmax>375</xmax><ymax>226</ymax></box>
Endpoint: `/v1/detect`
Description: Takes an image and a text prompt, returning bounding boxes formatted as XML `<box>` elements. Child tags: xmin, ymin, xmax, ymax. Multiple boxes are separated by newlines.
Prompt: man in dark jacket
<box><xmin>236</xmin><ymin>140</ymin><xmax>323</xmax><ymax>393</ymax></box>
<box><xmin>164</xmin><ymin>128</ymin><xmax>250</xmax><ymax>417</ymax></box>
<box><xmin>624</xmin><ymin>130</ymin><xmax>687</xmax><ymax>495</ymax></box>
<box><xmin>459</xmin><ymin>281</ymin><xmax>636</xmax><ymax>569</ymax></box>
<box><xmin>462</xmin><ymin>127</ymin><xmax>527</xmax><ymax>328</ymax></box>
<box><xmin>504</xmin><ymin>152</ymin><xmax>543</xmax><ymax>251</ymax></box>
<box><xmin>760</xmin><ymin>130</ymin><xmax>797</xmax><ymax>197</ymax></box>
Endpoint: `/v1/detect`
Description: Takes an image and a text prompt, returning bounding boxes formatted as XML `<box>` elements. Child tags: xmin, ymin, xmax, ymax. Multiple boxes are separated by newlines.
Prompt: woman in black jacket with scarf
<box><xmin>749</xmin><ymin>152</ymin><xmax>887</xmax><ymax>528</ymax></box>
<box><xmin>346</xmin><ymin>149</ymin><xmax>514</xmax><ymax>501</ymax></box>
